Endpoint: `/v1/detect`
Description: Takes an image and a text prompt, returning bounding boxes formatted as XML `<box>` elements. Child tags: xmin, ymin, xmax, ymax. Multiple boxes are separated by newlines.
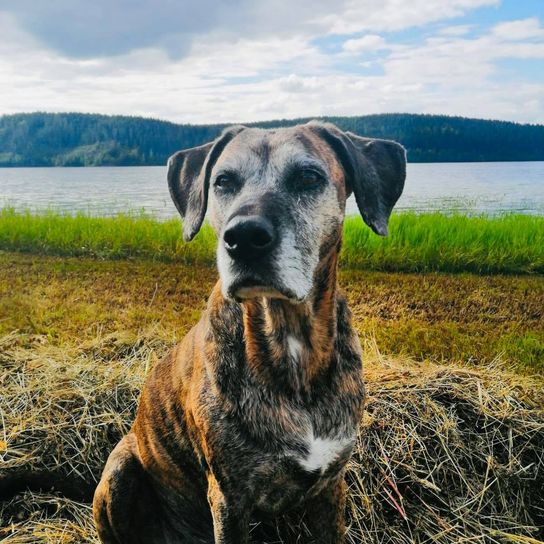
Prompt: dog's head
<box><xmin>168</xmin><ymin>122</ymin><xmax>406</xmax><ymax>302</ymax></box>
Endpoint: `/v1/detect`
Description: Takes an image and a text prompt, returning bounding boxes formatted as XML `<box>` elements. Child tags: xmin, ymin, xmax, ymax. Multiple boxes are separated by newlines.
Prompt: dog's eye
<box><xmin>299</xmin><ymin>169</ymin><xmax>324</xmax><ymax>188</ymax></box>
<box><xmin>214</xmin><ymin>173</ymin><xmax>238</xmax><ymax>192</ymax></box>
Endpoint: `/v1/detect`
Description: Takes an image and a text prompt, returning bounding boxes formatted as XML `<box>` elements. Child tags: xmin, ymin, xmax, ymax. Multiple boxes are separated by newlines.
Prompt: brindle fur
<box><xmin>93</xmin><ymin>122</ymin><xmax>406</xmax><ymax>543</ymax></box>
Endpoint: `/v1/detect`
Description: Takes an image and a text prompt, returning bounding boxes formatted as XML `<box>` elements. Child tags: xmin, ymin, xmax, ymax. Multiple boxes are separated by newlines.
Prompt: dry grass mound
<box><xmin>1</xmin><ymin>332</ymin><xmax>543</xmax><ymax>543</ymax></box>
<box><xmin>347</xmin><ymin>354</ymin><xmax>544</xmax><ymax>543</ymax></box>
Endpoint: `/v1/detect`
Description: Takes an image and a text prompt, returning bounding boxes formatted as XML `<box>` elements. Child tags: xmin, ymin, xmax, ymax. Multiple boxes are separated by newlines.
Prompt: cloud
<box><xmin>0</xmin><ymin>3</ymin><xmax>543</xmax><ymax>125</ymax></box>
<box><xmin>277</xmin><ymin>74</ymin><xmax>323</xmax><ymax>93</ymax></box>
<box><xmin>492</xmin><ymin>17</ymin><xmax>544</xmax><ymax>41</ymax></box>
<box><xmin>4</xmin><ymin>0</ymin><xmax>249</xmax><ymax>58</ymax></box>
<box><xmin>1</xmin><ymin>0</ymin><xmax>360</xmax><ymax>59</ymax></box>
<box><xmin>438</xmin><ymin>25</ymin><xmax>473</xmax><ymax>36</ymax></box>
<box><xmin>383</xmin><ymin>32</ymin><xmax>544</xmax><ymax>84</ymax></box>
<box><xmin>342</xmin><ymin>35</ymin><xmax>387</xmax><ymax>52</ymax></box>
<box><xmin>316</xmin><ymin>0</ymin><xmax>500</xmax><ymax>34</ymax></box>
<box><xmin>3</xmin><ymin>0</ymin><xmax>502</xmax><ymax>59</ymax></box>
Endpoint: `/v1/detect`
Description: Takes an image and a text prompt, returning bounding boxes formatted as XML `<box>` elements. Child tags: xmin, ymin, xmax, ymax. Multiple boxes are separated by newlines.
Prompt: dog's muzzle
<box><xmin>223</xmin><ymin>215</ymin><xmax>277</xmax><ymax>262</ymax></box>
<box><xmin>221</xmin><ymin>214</ymin><xmax>292</xmax><ymax>300</ymax></box>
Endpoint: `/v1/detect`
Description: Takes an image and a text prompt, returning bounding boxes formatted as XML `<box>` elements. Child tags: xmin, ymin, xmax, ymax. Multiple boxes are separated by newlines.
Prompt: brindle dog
<box><xmin>93</xmin><ymin>121</ymin><xmax>406</xmax><ymax>544</ymax></box>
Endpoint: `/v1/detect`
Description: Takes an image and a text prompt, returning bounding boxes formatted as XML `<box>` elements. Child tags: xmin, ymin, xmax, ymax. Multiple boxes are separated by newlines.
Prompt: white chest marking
<box><xmin>298</xmin><ymin>433</ymin><xmax>354</xmax><ymax>473</ymax></box>
<box><xmin>287</xmin><ymin>334</ymin><xmax>303</xmax><ymax>362</ymax></box>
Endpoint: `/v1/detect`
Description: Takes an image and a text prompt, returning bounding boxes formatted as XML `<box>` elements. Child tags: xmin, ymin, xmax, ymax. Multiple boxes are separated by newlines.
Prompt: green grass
<box><xmin>0</xmin><ymin>208</ymin><xmax>543</xmax><ymax>274</ymax></box>
<box><xmin>342</xmin><ymin>213</ymin><xmax>544</xmax><ymax>273</ymax></box>
<box><xmin>0</xmin><ymin>208</ymin><xmax>217</xmax><ymax>263</ymax></box>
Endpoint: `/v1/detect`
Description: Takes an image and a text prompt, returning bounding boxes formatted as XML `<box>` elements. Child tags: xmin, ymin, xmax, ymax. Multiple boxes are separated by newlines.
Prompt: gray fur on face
<box><xmin>208</xmin><ymin>129</ymin><xmax>344</xmax><ymax>301</ymax></box>
<box><xmin>167</xmin><ymin>122</ymin><xmax>406</xmax><ymax>302</ymax></box>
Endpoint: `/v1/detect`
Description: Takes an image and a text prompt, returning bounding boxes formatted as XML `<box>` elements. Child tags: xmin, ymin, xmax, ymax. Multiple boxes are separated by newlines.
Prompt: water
<box><xmin>0</xmin><ymin>162</ymin><xmax>543</xmax><ymax>217</ymax></box>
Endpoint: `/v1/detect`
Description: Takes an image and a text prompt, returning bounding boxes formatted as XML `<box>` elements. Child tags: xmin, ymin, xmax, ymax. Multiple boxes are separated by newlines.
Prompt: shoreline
<box><xmin>1</xmin><ymin>209</ymin><xmax>543</xmax><ymax>274</ymax></box>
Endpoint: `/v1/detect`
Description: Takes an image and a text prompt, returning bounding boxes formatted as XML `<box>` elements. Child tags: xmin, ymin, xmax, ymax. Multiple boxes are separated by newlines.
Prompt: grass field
<box><xmin>0</xmin><ymin>253</ymin><xmax>542</xmax><ymax>373</ymax></box>
<box><xmin>0</xmin><ymin>209</ymin><xmax>543</xmax><ymax>543</ymax></box>
<box><xmin>1</xmin><ymin>208</ymin><xmax>543</xmax><ymax>273</ymax></box>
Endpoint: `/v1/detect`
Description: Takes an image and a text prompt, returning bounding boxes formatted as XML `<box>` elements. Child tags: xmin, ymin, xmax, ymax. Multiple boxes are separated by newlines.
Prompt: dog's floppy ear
<box><xmin>167</xmin><ymin>125</ymin><xmax>246</xmax><ymax>241</ymax></box>
<box><xmin>309</xmin><ymin>121</ymin><xmax>406</xmax><ymax>236</ymax></box>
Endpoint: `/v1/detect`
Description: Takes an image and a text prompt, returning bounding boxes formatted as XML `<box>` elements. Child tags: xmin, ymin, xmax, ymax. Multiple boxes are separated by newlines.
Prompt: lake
<box><xmin>1</xmin><ymin>161</ymin><xmax>543</xmax><ymax>217</ymax></box>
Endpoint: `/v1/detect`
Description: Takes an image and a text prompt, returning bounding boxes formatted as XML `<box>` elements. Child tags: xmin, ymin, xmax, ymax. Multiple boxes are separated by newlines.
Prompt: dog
<box><xmin>93</xmin><ymin>121</ymin><xmax>406</xmax><ymax>543</ymax></box>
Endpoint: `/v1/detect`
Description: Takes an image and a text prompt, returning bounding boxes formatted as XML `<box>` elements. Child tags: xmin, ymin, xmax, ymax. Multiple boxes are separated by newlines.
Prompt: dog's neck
<box><xmin>240</xmin><ymin>251</ymin><xmax>339</xmax><ymax>393</ymax></box>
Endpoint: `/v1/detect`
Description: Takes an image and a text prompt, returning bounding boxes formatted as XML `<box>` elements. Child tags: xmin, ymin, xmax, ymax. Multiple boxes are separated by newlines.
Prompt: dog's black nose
<box><xmin>223</xmin><ymin>216</ymin><xmax>277</xmax><ymax>260</ymax></box>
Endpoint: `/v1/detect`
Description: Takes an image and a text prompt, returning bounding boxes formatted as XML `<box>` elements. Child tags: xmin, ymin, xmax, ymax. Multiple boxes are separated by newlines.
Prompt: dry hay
<box><xmin>1</xmin><ymin>332</ymin><xmax>543</xmax><ymax>543</ymax></box>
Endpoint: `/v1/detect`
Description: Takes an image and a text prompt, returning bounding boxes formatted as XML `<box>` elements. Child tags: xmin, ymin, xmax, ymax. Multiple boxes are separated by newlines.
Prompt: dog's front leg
<box><xmin>207</xmin><ymin>473</ymin><xmax>251</xmax><ymax>544</ymax></box>
<box><xmin>304</xmin><ymin>477</ymin><xmax>348</xmax><ymax>544</ymax></box>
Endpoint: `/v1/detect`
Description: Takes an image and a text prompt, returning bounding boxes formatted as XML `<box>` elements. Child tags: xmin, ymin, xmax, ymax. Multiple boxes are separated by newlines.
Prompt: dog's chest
<box><xmin>237</xmin><ymin>389</ymin><xmax>358</xmax><ymax>471</ymax></box>
<box><xmin>251</xmin><ymin>425</ymin><xmax>355</xmax><ymax>516</ymax></box>
<box><xmin>231</xmin><ymin>357</ymin><xmax>361</xmax><ymax>485</ymax></box>
<box><xmin>293</xmin><ymin>431</ymin><xmax>355</xmax><ymax>473</ymax></box>
<box><xmin>244</xmin><ymin>401</ymin><xmax>357</xmax><ymax>514</ymax></box>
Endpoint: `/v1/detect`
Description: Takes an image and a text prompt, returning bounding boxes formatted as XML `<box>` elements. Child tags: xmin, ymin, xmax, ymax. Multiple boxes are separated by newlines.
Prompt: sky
<box><xmin>0</xmin><ymin>0</ymin><xmax>543</xmax><ymax>124</ymax></box>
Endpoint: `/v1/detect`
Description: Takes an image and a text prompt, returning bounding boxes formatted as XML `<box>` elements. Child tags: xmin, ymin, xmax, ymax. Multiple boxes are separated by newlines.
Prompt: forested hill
<box><xmin>1</xmin><ymin>112</ymin><xmax>543</xmax><ymax>166</ymax></box>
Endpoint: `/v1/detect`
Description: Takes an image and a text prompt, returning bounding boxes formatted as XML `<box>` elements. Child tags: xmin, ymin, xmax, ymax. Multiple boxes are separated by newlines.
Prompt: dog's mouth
<box><xmin>227</xmin><ymin>275</ymin><xmax>301</xmax><ymax>303</ymax></box>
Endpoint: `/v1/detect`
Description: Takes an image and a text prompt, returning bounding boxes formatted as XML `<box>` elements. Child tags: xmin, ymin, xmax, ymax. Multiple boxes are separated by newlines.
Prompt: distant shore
<box><xmin>2</xmin><ymin>112</ymin><xmax>544</xmax><ymax>166</ymax></box>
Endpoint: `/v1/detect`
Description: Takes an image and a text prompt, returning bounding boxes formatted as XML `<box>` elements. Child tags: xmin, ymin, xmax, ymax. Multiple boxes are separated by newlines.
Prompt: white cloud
<box><xmin>316</xmin><ymin>0</ymin><xmax>499</xmax><ymax>34</ymax></box>
<box><xmin>0</xmin><ymin>4</ymin><xmax>543</xmax><ymax>125</ymax></box>
<box><xmin>492</xmin><ymin>17</ymin><xmax>544</xmax><ymax>41</ymax></box>
<box><xmin>278</xmin><ymin>74</ymin><xmax>323</xmax><ymax>93</ymax></box>
<box><xmin>439</xmin><ymin>25</ymin><xmax>473</xmax><ymax>36</ymax></box>
<box><xmin>1</xmin><ymin>0</ymin><xmax>502</xmax><ymax>58</ymax></box>
<box><xmin>343</xmin><ymin>35</ymin><xmax>387</xmax><ymax>52</ymax></box>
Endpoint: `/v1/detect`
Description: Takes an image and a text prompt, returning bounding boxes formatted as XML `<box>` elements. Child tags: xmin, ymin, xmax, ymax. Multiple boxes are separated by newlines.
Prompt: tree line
<box><xmin>0</xmin><ymin>112</ymin><xmax>542</xmax><ymax>166</ymax></box>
